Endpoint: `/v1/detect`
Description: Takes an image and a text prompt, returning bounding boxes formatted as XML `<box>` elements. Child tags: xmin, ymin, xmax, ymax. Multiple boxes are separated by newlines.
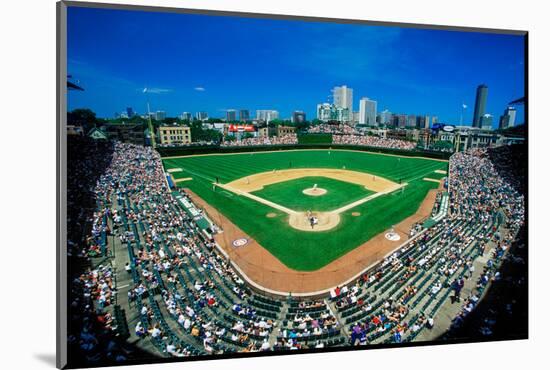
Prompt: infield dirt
<box><xmin>219</xmin><ymin>168</ymin><xmax>405</xmax><ymax>233</ymax></box>
<box><xmin>184</xmin><ymin>182</ymin><xmax>441</xmax><ymax>295</ymax></box>
<box><xmin>225</xmin><ymin>168</ymin><xmax>396</xmax><ymax>193</ymax></box>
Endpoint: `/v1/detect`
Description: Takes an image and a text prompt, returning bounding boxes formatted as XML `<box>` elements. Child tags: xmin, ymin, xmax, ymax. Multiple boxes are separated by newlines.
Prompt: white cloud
<box><xmin>140</xmin><ymin>87</ymin><xmax>172</xmax><ymax>94</ymax></box>
<box><xmin>194</xmin><ymin>86</ymin><xmax>206</xmax><ymax>92</ymax></box>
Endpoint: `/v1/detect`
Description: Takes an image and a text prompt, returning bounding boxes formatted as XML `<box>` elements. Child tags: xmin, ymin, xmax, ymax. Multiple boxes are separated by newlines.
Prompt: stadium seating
<box><xmin>68</xmin><ymin>139</ymin><xmax>524</xmax><ymax>359</ymax></box>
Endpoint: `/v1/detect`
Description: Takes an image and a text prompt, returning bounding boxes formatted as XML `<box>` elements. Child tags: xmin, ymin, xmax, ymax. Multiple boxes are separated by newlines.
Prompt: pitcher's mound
<box><xmin>303</xmin><ymin>187</ymin><xmax>327</xmax><ymax>196</ymax></box>
<box><xmin>351</xmin><ymin>212</ymin><xmax>361</xmax><ymax>217</ymax></box>
<box><xmin>266</xmin><ymin>212</ymin><xmax>277</xmax><ymax>218</ymax></box>
<box><xmin>288</xmin><ymin>212</ymin><xmax>340</xmax><ymax>232</ymax></box>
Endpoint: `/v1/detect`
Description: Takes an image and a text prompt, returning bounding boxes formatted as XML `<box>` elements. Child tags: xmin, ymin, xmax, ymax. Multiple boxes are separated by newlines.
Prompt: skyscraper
<box><xmin>155</xmin><ymin>111</ymin><xmax>166</xmax><ymax>121</ymax></box>
<box><xmin>316</xmin><ymin>103</ymin><xmax>349</xmax><ymax>123</ymax></box>
<box><xmin>472</xmin><ymin>84</ymin><xmax>489</xmax><ymax>128</ymax></box>
<box><xmin>423</xmin><ymin>115</ymin><xmax>431</xmax><ymax>129</ymax></box>
<box><xmin>291</xmin><ymin>111</ymin><xmax>306</xmax><ymax>124</ymax></box>
<box><xmin>499</xmin><ymin>106</ymin><xmax>517</xmax><ymax>129</ymax></box>
<box><xmin>480</xmin><ymin>113</ymin><xmax>493</xmax><ymax>130</ymax></box>
<box><xmin>180</xmin><ymin>112</ymin><xmax>192</xmax><ymax>121</ymax></box>
<box><xmin>126</xmin><ymin>107</ymin><xmax>135</xmax><ymax>118</ymax></box>
<box><xmin>195</xmin><ymin>111</ymin><xmax>209</xmax><ymax>121</ymax></box>
<box><xmin>378</xmin><ymin>109</ymin><xmax>392</xmax><ymax>125</ymax></box>
<box><xmin>317</xmin><ymin>103</ymin><xmax>332</xmax><ymax>121</ymax></box>
<box><xmin>333</xmin><ymin>85</ymin><xmax>353</xmax><ymax>112</ymax></box>
<box><xmin>359</xmin><ymin>97</ymin><xmax>377</xmax><ymax>125</ymax></box>
<box><xmin>256</xmin><ymin>110</ymin><xmax>279</xmax><ymax>123</ymax></box>
<box><xmin>226</xmin><ymin>109</ymin><xmax>237</xmax><ymax>122</ymax></box>
<box><xmin>239</xmin><ymin>109</ymin><xmax>250</xmax><ymax>122</ymax></box>
<box><xmin>392</xmin><ymin>114</ymin><xmax>407</xmax><ymax>127</ymax></box>
<box><xmin>416</xmin><ymin>115</ymin><xmax>429</xmax><ymax>129</ymax></box>
<box><xmin>407</xmin><ymin>114</ymin><xmax>417</xmax><ymax>128</ymax></box>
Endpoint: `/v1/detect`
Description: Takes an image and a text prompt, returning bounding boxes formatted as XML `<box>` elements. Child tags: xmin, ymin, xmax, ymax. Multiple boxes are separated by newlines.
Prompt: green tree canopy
<box><xmin>188</xmin><ymin>120</ymin><xmax>222</xmax><ymax>143</ymax></box>
<box><xmin>432</xmin><ymin>140</ymin><xmax>454</xmax><ymax>151</ymax></box>
<box><xmin>67</xmin><ymin>108</ymin><xmax>99</xmax><ymax>132</ymax></box>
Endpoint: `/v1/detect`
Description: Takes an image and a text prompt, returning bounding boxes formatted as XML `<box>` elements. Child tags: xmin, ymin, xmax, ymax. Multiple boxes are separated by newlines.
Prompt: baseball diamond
<box><xmin>66</xmin><ymin>136</ymin><xmax>526</xmax><ymax>364</ymax></box>
<box><xmin>162</xmin><ymin>149</ymin><xmax>448</xmax><ymax>279</ymax></box>
<box><xmin>62</xmin><ymin>8</ymin><xmax>528</xmax><ymax>366</ymax></box>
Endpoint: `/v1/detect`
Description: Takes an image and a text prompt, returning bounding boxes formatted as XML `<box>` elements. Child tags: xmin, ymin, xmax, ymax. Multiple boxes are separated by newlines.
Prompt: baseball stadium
<box><xmin>66</xmin><ymin>136</ymin><xmax>526</xmax><ymax>366</ymax></box>
<box><xmin>162</xmin><ymin>149</ymin><xmax>448</xmax><ymax>292</ymax></box>
<box><xmin>62</xmin><ymin>5</ymin><xmax>527</xmax><ymax>368</ymax></box>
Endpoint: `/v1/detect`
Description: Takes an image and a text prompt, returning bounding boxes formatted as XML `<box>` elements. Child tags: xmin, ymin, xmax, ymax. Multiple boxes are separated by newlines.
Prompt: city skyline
<box><xmin>67</xmin><ymin>7</ymin><xmax>526</xmax><ymax>127</ymax></box>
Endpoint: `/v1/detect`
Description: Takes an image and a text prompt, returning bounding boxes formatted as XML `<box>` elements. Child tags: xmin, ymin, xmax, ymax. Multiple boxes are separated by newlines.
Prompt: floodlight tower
<box><xmin>143</xmin><ymin>88</ymin><xmax>156</xmax><ymax>148</ymax></box>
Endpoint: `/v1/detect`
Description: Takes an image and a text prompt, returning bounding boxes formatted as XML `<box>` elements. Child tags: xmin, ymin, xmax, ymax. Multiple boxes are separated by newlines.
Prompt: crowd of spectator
<box><xmin>157</xmin><ymin>140</ymin><xmax>219</xmax><ymax>148</ymax></box>
<box><xmin>307</xmin><ymin>123</ymin><xmax>359</xmax><ymax>135</ymax></box>
<box><xmin>67</xmin><ymin>140</ymin><xmax>297</xmax><ymax>359</ymax></box>
<box><xmin>325</xmin><ymin>145</ymin><xmax>525</xmax><ymax>345</ymax></box>
<box><xmin>68</xmin><ymin>263</ymin><xmax>137</xmax><ymax>364</ymax></box>
<box><xmin>67</xmin><ymin>136</ymin><xmax>115</xmax><ymax>257</ymax></box>
<box><xmin>67</xmin><ymin>136</ymin><xmax>526</xmax><ymax>365</ymax></box>
<box><xmin>449</xmin><ymin>148</ymin><xmax>524</xmax><ymax>231</ymax></box>
<box><xmin>445</xmin><ymin>147</ymin><xmax>525</xmax><ymax>333</ymax></box>
<box><xmin>332</xmin><ymin>134</ymin><xmax>416</xmax><ymax>150</ymax></box>
<box><xmin>487</xmin><ymin>143</ymin><xmax>526</xmax><ymax>195</ymax></box>
<box><xmin>221</xmin><ymin>134</ymin><xmax>298</xmax><ymax>147</ymax></box>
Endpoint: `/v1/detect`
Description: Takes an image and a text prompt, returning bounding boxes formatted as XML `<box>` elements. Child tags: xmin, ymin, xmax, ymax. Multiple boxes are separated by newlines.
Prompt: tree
<box><xmin>294</xmin><ymin>120</ymin><xmax>309</xmax><ymax>130</ymax></box>
<box><xmin>206</xmin><ymin>118</ymin><xmax>223</xmax><ymax>124</ymax></box>
<box><xmin>161</xmin><ymin>117</ymin><xmax>178</xmax><ymax>125</ymax></box>
<box><xmin>268</xmin><ymin>119</ymin><xmax>282</xmax><ymax>128</ymax></box>
<box><xmin>188</xmin><ymin>120</ymin><xmax>222</xmax><ymax>143</ymax></box>
<box><xmin>432</xmin><ymin>140</ymin><xmax>454</xmax><ymax>151</ymax></box>
<box><xmin>177</xmin><ymin>118</ymin><xmax>192</xmax><ymax>125</ymax></box>
<box><xmin>67</xmin><ymin>108</ymin><xmax>99</xmax><ymax>132</ymax></box>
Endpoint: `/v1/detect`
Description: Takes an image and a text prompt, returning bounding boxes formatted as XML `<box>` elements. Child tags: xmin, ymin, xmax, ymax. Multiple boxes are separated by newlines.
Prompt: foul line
<box><xmin>216</xmin><ymin>183</ymin><xmax>297</xmax><ymax>215</ymax></box>
<box><xmin>332</xmin><ymin>183</ymin><xmax>407</xmax><ymax>214</ymax></box>
<box><xmin>217</xmin><ymin>181</ymin><xmax>408</xmax><ymax>217</ymax></box>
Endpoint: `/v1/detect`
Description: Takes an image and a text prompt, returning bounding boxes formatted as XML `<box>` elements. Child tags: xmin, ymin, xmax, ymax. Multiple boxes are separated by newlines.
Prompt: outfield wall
<box><xmin>157</xmin><ymin>144</ymin><xmax>452</xmax><ymax>160</ymax></box>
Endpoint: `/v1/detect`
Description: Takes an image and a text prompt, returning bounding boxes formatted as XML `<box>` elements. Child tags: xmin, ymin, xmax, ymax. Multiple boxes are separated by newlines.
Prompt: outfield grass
<box><xmin>163</xmin><ymin>149</ymin><xmax>446</xmax><ymax>184</ymax></box>
<box><xmin>251</xmin><ymin>176</ymin><xmax>374</xmax><ymax>212</ymax></box>
<box><xmin>163</xmin><ymin>150</ymin><xmax>447</xmax><ymax>271</ymax></box>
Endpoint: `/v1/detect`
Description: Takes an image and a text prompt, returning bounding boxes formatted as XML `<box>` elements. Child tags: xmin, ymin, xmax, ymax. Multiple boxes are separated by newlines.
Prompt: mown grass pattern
<box><xmin>163</xmin><ymin>150</ymin><xmax>447</xmax><ymax>271</ymax></box>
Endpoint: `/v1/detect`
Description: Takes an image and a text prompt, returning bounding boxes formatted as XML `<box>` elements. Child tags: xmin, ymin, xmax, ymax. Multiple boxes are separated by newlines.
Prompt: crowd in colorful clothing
<box><xmin>332</xmin><ymin>134</ymin><xmax>416</xmax><ymax>150</ymax></box>
<box><xmin>221</xmin><ymin>134</ymin><xmax>298</xmax><ymax>146</ymax></box>
<box><xmin>67</xmin><ymin>136</ymin><xmax>525</xmax><ymax>365</ymax></box>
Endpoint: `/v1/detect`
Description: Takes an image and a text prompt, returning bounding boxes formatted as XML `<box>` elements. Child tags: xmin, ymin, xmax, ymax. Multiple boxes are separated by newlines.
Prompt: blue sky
<box><xmin>67</xmin><ymin>6</ymin><xmax>526</xmax><ymax>126</ymax></box>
